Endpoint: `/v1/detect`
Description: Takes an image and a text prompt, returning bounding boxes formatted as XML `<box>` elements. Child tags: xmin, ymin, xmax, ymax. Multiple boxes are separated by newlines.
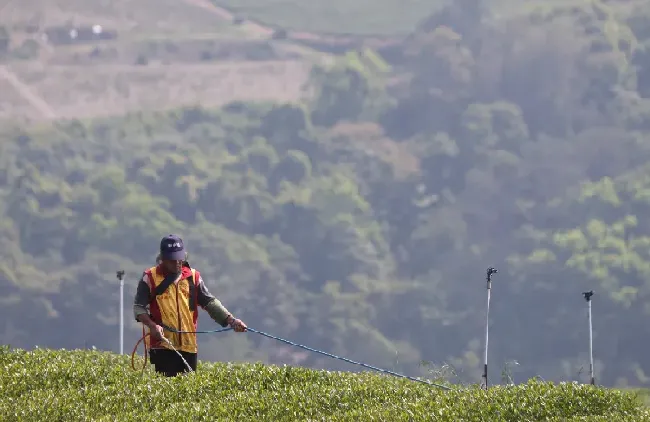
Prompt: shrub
<box><xmin>0</xmin><ymin>346</ymin><xmax>648</xmax><ymax>421</ymax></box>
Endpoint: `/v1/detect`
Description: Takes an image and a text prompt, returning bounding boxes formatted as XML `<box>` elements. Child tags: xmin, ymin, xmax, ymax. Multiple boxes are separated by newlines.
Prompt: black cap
<box><xmin>159</xmin><ymin>234</ymin><xmax>186</xmax><ymax>261</ymax></box>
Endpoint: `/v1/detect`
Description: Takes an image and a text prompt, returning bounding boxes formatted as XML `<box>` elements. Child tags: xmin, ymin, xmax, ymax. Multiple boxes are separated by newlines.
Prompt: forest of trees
<box><xmin>3</xmin><ymin>0</ymin><xmax>650</xmax><ymax>387</ymax></box>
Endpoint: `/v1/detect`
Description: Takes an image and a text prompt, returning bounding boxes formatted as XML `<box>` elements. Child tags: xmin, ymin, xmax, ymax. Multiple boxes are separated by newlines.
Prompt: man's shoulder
<box><xmin>142</xmin><ymin>266</ymin><xmax>158</xmax><ymax>279</ymax></box>
<box><xmin>185</xmin><ymin>267</ymin><xmax>202</xmax><ymax>282</ymax></box>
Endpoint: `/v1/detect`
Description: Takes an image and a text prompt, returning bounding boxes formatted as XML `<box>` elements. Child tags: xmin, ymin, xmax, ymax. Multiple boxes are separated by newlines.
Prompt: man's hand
<box><xmin>227</xmin><ymin>316</ymin><xmax>247</xmax><ymax>332</ymax></box>
<box><xmin>137</xmin><ymin>314</ymin><xmax>166</xmax><ymax>342</ymax></box>
<box><xmin>149</xmin><ymin>323</ymin><xmax>165</xmax><ymax>341</ymax></box>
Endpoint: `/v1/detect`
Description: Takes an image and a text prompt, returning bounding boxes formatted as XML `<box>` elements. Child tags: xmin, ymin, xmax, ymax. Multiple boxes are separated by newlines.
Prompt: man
<box><xmin>133</xmin><ymin>234</ymin><xmax>247</xmax><ymax>377</ymax></box>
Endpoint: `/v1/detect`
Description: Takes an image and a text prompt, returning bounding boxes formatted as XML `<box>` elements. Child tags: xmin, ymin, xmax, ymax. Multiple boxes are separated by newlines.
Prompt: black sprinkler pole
<box><xmin>582</xmin><ymin>290</ymin><xmax>595</xmax><ymax>385</ymax></box>
<box><xmin>482</xmin><ymin>267</ymin><xmax>498</xmax><ymax>390</ymax></box>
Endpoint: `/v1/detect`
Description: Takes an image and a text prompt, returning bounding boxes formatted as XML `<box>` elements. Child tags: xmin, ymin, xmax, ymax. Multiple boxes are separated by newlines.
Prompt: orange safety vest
<box><xmin>142</xmin><ymin>264</ymin><xmax>200</xmax><ymax>354</ymax></box>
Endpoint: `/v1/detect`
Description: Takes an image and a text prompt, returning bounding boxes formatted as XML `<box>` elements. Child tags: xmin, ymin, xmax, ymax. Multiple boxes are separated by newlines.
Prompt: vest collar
<box><xmin>155</xmin><ymin>264</ymin><xmax>192</xmax><ymax>279</ymax></box>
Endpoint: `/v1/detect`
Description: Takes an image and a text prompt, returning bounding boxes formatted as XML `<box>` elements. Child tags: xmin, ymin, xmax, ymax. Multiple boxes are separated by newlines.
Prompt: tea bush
<box><xmin>1</xmin><ymin>346</ymin><xmax>649</xmax><ymax>421</ymax></box>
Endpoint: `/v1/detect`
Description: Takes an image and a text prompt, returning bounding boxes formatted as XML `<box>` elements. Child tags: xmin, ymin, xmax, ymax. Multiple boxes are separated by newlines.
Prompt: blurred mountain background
<box><xmin>2</xmin><ymin>0</ymin><xmax>650</xmax><ymax>387</ymax></box>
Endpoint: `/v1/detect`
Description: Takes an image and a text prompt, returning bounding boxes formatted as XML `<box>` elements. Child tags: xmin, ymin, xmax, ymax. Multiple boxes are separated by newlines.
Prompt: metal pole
<box><xmin>117</xmin><ymin>270</ymin><xmax>125</xmax><ymax>355</ymax></box>
<box><xmin>482</xmin><ymin>267</ymin><xmax>498</xmax><ymax>389</ymax></box>
<box><xmin>582</xmin><ymin>290</ymin><xmax>594</xmax><ymax>385</ymax></box>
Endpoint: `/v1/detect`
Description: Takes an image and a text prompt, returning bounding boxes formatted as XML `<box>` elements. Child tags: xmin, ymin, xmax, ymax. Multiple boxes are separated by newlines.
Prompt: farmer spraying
<box><xmin>133</xmin><ymin>234</ymin><xmax>247</xmax><ymax>376</ymax></box>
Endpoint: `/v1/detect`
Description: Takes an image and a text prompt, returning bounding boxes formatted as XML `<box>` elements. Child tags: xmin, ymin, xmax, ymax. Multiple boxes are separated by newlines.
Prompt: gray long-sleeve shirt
<box><xmin>133</xmin><ymin>269</ymin><xmax>232</xmax><ymax>327</ymax></box>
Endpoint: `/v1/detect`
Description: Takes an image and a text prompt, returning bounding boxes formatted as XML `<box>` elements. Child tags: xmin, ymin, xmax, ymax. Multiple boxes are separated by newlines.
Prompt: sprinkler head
<box><xmin>486</xmin><ymin>267</ymin><xmax>498</xmax><ymax>281</ymax></box>
<box><xmin>582</xmin><ymin>291</ymin><xmax>594</xmax><ymax>301</ymax></box>
<box><xmin>116</xmin><ymin>270</ymin><xmax>125</xmax><ymax>280</ymax></box>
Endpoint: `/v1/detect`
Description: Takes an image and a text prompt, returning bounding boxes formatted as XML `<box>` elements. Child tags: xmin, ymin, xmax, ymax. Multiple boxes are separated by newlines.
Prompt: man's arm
<box><xmin>133</xmin><ymin>273</ymin><xmax>156</xmax><ymax>329</ymax></box>
<box><xmin>196</xmin><ymin>271</ymin><xmax>234</xmax><ymax>327</ymax></box>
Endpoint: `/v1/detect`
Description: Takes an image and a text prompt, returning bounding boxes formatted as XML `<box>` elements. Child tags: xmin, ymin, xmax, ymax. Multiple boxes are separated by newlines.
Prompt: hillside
<box><xmin>0</xmin><ymin>0</ymin><xmax>317</xmax><ymax>121</ymax></box>
<box><xmin>5</xmin><ymin>0</ymin><xmax>650</xmax><ymax>394</ymax></box>
<box><xmin>2</xmin><ymin>347</ymin><xmax>649</xmax><ymax>421</ymax></box>
<box><xmin>211</xmin><ymin>0</ymin><xmax>445</xmax><ymax>35</ymax></box>
<box><xmin>206</xmin><ymin>0</ymin><xmax>601</xmax><ymax>35</ymax></box>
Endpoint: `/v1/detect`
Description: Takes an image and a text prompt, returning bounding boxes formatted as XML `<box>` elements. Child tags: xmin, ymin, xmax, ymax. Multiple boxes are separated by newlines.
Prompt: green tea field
<box><xmin>1</xmin><ymin>347</ymin><xmax>650</xmax><ymax>421</ymax></box>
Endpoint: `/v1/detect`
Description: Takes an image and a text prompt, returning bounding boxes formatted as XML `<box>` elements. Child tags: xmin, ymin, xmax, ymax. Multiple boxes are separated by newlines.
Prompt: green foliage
<box><xmin>211</xmin><ymin>0</ymin><xmax>448</xmax><ymax>35</ymax></box>
<box><xmin>10</xmin><ymin>39</ymin><xmax>39</xmax><ymax>60</ymax></box>
<box><xmin>6</xmin><ymin>0</ymin><xmax>650</xmax><ymax>394</ymax></box>
<box><xmin>1</xmin><ymin>347</ymin><xmax>648</xmax><ymax>422</ymax></box>
<box><xmin>306</xmin><ymin>53</ymin><xmax>392</xmax><ymax>127</ymax></box>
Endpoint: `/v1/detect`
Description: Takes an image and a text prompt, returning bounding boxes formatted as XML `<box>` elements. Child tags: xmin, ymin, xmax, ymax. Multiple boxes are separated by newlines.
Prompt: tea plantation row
<box><xmin>1</xmin><ymin>347</ymin><xmax>649</xmax><ymax>421</ymax></box>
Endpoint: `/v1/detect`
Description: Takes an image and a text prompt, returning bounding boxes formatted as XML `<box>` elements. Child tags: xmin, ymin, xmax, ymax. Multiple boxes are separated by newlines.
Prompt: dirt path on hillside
<box><xmin>178</xmin><ymin>0</ymin><xmax>274</xmax><ymax>37</ymax></box>
<box><xmin>0</xmin><ymin>65</ymin><xmax>57</xmax><ymax>119</ymax></box>
<box><xmin>175</xmin><ymin>0</ymin><xmax>334</xmax><ymax>64</ymax></box>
